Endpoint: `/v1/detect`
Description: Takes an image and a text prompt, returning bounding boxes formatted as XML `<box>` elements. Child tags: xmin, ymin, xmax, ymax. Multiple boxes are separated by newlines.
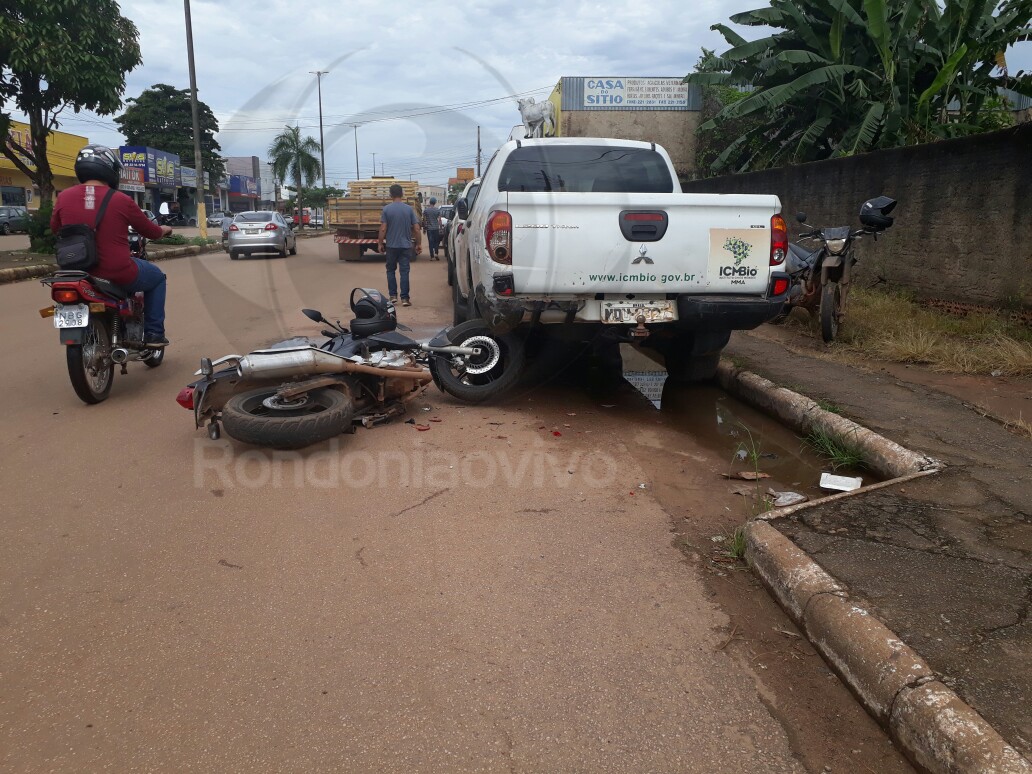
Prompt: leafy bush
<box><xmin>27</xmin><ymin>199</ymin><xmax>56</xmax><ymax>254</ymax></box>
<box><xmin>188</xmin><ymin>236</ymin><xmax>218</xmax><ymax>246</ymax></box>
<box><xmin>153</xmin><ymin>234</ymin><xmax>188</xmax><ymax>245</ymax></box>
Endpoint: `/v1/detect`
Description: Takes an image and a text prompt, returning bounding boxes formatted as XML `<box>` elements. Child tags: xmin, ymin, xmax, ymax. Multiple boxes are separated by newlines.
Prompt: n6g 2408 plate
<box><xmin>601</xmin><ymin>300</ymin><xmax>676</xmax><ymax>324</ymax></box>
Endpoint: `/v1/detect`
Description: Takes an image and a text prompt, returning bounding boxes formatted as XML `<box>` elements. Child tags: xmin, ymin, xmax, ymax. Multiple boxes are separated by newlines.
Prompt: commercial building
<box><xmin>224</xmin><ymin>156</ymin><xmax>261</xmax><ymax>212</ymax></box>
<box><xmin>545</xmin><ymin>77</ymin><xmax>704</xmax><ymax>181</ymax></box>
<box><xmin>118</xmin><ymin>145</ymin><xmax>181</xmax><ymax>213</ymax></box>
<box><xmin>418</xmin><ymin>184</ymin><xmax>446</xmax><ymax>203</ymax></box>
<box><xmin>1</xmin><ymin>120</ymin><xmax>87</xmax><ymax>208</ymax></box>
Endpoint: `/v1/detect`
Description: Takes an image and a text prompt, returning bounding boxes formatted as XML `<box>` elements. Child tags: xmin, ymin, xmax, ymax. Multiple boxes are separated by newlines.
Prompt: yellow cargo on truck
<box><xmin>327</xmin><ymin>177</ymin><xmax>423</xmax><ymax>262</ymax></box>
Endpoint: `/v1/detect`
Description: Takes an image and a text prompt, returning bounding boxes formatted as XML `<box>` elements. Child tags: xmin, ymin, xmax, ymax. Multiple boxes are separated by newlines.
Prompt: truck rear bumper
<box><xmin>675</xmin><ymin>292</ymin><xmax>787</xmax><ymax>331</ymax></box>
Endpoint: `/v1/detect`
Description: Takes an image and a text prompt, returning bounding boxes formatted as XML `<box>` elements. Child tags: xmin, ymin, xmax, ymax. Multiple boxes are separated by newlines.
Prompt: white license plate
<box><xmin>245</xmin><ymin>229</ymin><xmax>260</xmax><ymax>235</ymax></box>
<box><xmin>601</xmin><ymin>300</ymin><xmax>677</xmax><ymax>324</ymax></box>
<box><xmin>54</xmin><ymin>304</ymin><xmax>90</xmax><ymax>328</ymax></box>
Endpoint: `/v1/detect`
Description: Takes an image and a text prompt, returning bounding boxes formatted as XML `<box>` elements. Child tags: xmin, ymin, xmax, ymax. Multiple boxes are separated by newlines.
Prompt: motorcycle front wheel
<box><xmin>221</xmin><ymin>386</ymin><xmax>353</xmax><ymax>449</ymax></box>
<box><xmin>429</xmin><ymin>320</ymin><xmax>525</xmax><ymax>403</ymax></box>
<box><xmin>820</xmin><ymin>282</ymin><xmax>841</xmax><ymax>343</ymax></box>
<box><xmin>67</xmin><ymin>317</ymin><xmax>114</xmax><ymax>404</ymax></box>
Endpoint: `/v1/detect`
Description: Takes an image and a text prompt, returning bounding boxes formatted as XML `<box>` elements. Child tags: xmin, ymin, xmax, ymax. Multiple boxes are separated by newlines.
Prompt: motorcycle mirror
<box><xmin>301</xmin><ymin>308</ymin><xmax>325</xmax><ymax>323</ymax></box>
<box><xmin>795</xmin><ymin>212</ymin><xmax>807</xmax><ymax>223</ymax></box>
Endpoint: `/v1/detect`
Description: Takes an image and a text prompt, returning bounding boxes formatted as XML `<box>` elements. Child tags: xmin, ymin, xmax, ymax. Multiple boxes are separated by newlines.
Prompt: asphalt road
<box><xmin>0</xmin><ymin>237</ymin><xmax>896</xmax><ymax>771</ymax></box>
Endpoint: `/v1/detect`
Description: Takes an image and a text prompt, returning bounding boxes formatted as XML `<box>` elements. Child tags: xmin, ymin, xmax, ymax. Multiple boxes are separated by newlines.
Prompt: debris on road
<box><xmin>414</xmin><ymin>424</ymin><xmax>431</xmax><ymax>431</ymax></box>
<box><xmin>767</xmin><ymin>489</ymin><xmax>809</xmax><ymax>507</ymax></box>
<box><xmin>819</xmin><ymin>473</ymin><xmax>863</xmax><ymax>492</ymax></box>
<box><xmin>722</xmin><ymin>471</ymin><xmax>772</xmax><ymax>481</ymax></box>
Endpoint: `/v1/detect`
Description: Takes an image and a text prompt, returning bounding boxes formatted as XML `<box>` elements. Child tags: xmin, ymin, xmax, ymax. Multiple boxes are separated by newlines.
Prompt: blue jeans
<box><xmin>427</xmin><ymin>229</ymin><xmax>441</xmax><ymax>255</ymax></box>
<box><xmin>385</xmin><ymin>247</ymin><xmax>411</xmax><ymax>300</ymax></box>
<box><xmin>123</xmin><ymin>258</ymin><xmax>167</xmax><ymax>336</ymax></box>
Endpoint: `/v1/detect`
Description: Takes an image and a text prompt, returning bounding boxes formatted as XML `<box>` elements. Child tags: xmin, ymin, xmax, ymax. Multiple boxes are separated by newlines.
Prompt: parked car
<box><xmin>439</xmin><ymin>203</ymin><xmax>455</xmax><ymax>245</ymax></box>
<box><xmin>445</xmin><ymin>179</ymin><xmax>479</xmax><ymax>286</ymax></box>
<box><xmin>226</xmin><ymin>211</ymin><xmax>298</xmax><ymax>259</ymax></box>
<box><xmin>450</xmin><ymin>138</ymin><xmax>790</xmax><ymax>382</ymax></box>
<box><xmin>0</xmin><ymin>205</ymin><xmax>30</xmax><ymax>234</ymax></box>
<box><xmin>207</xmin><ymin>211</ymin><xmax>227</xmax><ymax>228</ymax></box>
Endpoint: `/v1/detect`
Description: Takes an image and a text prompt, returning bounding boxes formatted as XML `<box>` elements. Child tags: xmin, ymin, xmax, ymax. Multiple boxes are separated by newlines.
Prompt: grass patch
<box><xmin>724</xmin><ymin>526</ymin><xmax>747</xmax><ymax>560</ymax></box>
<box><xmin>815</xmin><ymin>398</ymin><xmax>842</xmax><ymax>415</ymax></box>
<box><xmin>795</xmin><ymin>288</ymin><xmax>1032</xmax><ymax>376</ymax></box>
<box><xmin>188</xmin><ymin>236</ymin><xmax>219</xmax><ymax>246</ymax></box>
<box><xmin>803</xmin><ymin>427</ymin><xmax>866</xmax><ymax>471</ymax></box>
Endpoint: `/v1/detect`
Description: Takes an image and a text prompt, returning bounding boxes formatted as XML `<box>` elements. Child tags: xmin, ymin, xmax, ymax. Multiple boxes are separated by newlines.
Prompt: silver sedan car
<box><xmin>227</xmin><ymin>211</ymin><xmax>297</xmax><ymax>259</ymax></box>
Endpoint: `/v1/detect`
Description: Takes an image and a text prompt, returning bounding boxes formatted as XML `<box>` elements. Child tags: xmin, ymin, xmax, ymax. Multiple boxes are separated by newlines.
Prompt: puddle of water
<box><xmin>622</xmin><ymin>361</ymin><xmax>872</xmax><ymax>501</ymax></box>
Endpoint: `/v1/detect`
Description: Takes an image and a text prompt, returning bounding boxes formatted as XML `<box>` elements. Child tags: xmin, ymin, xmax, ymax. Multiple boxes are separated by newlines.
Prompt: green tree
<box><xmin>114</xmin><ymin>83</ymin><xmax>225</xmax><ymax>185</ymax></box>
<box><xmin>268</xmin><ymin>126</ymin><xmax>321</xmax><ymax>227</ymax></box>
<box><xmin>286</xmin><ymin>184</ymin><xmax>345</xmax><ymax>209</ymax></box>
<box><xmin>0</xmin><ymin>0</ymin><xmax>142</xmax><ymax>203</ymax></box>
<box><xmin>685</xmin><ymin>0</ymin><xmax>1032</xmax><ymax>173</ymax></box>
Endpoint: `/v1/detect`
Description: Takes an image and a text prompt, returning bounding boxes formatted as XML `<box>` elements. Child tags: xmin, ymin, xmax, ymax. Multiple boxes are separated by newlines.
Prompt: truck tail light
<box><xmin>485</xmin><ymin>211</ymin><xmax>512</xmax><ymax>265</ymax></box>
<box><xmin>770</xmin><ymin>214</ymin><xmax>787</xmax><ymax>265</ymax></box>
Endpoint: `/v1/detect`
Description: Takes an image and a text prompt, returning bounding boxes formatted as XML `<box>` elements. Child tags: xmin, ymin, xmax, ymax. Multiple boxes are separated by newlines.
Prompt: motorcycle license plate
<box><xmin>53</xmin><ymin>304</ymin><xmax>89</xmax><ymax>329</ymax></box>
<box><xmin>601</xmin><ymin>300</ymin><xmax>677</xmax><ymax>324</ymax></box>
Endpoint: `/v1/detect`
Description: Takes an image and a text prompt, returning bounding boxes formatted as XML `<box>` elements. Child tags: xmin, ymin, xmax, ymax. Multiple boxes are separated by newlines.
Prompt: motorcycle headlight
<box><xmin>826</xmin><ymin>238</ymin><xmax>847</xmax><ymax>255</ymax></box>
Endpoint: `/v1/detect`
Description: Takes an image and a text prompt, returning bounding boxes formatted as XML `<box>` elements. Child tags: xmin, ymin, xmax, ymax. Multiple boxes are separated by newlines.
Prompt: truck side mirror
<box><xmin>795</xmin><ymin>212</ymin><xmax>807</xmax><ymax>223</ymax></box>
<box><xmin>455</xmin><ymin>198</ymin><xmax>469</xmax><ymax>220</ymax></box>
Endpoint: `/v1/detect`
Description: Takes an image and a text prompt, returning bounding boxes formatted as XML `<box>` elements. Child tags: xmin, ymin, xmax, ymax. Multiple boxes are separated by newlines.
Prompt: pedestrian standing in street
<box><xmin>377</xmin><ymin>184</ymin><xmax>421</xmax><ymax>306</ymax></box>
<box><xmin>422</xmin><ymin>196</ymin><xmax>442</xmax><ymax>261</ymax></box>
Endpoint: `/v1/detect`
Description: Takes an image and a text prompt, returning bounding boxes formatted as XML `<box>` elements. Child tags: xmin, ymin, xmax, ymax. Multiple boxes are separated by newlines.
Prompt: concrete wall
<box><xmin>682</xmin><ymin>124</ymin><xmax>1032</xmax><ymax>308</ymax></box>
<box><xmin>562</xmin><ymin>111</ymin><xmax>702</xmax><ymax>180</ymax></box>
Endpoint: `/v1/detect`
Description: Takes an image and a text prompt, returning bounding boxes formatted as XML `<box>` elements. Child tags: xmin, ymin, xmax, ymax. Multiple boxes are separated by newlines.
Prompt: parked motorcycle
<box><xmin>778</xmin><ymin>196</ymin><xmax>897</xmax><ymax>342</ymax></box>
<box><xmin>40</xmin><ymin>269</ymin><xmax>164</xmax><ymax>404</ymax></box>
<box><xmin>177</xmin><ymin>288</ymin><xmax>524</xmax><ymax>449</ymax></box>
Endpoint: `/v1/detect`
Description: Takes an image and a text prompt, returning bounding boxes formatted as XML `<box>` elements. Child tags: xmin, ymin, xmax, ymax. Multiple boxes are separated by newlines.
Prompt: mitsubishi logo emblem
<box><xmin>631</xmin><ymin>244</ymin><xmax>654</xmax><ymax>265</ymax></box>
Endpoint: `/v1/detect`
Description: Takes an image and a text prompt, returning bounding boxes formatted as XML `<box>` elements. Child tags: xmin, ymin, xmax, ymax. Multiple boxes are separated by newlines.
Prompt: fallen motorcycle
<box><xmin>177</xmin><ymin>288</ymin><xmax>525</xmax><ymax>449</ymax></box>
<box><xmin>777</xmin><ymin>196</ymin><xmax>897</xmax><ymax>342</ymax></box>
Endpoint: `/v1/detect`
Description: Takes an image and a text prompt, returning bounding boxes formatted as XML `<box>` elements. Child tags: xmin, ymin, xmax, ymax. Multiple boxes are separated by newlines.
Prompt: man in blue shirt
<box><xmin>377</xmin><ymin>184</ymin><xmax>421</xmax><ymax>306</ymax></box>
<box><xmin>422</xmin><ymin>197</ymin><xmax>442</xmax><ymax>261</ymax></box>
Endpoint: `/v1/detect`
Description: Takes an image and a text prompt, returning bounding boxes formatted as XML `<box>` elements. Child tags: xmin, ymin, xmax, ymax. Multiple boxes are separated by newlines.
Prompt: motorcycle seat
<box><xmin>88</xmin><ymin>275</ymin><xmax>130</xmax><ymax>300</ymax></box>
<box><xmin>363</xmin><ymin>330</ymin><xmax>420</xmax><ymax>350</ymax></box>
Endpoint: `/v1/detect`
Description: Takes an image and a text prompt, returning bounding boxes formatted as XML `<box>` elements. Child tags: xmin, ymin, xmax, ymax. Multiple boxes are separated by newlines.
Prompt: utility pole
<box><xmin>371</xmin><ymin>152</ymin><xmax>376</xmax><ymax>176</ymax></box>
<box><xmin>348</xmin><ymin>124</ymin><xmax>360</xmax><ymax>181</ymax></box>
<box><xmin>380</xmin><ymin>162</ymin><xmax>385</xmax><ymax>176</ymax></box>
<box><xmin>477</xmin><ymin>125</ymin><xmax>482</xmax><ymax>177</ymax></box>
<box><xmin>183</xmin><ymin>0</ymin><xmax>207</xmax><ymax>238</ymax></box>
<box><xmin>310</xmin><ymin>70</ymin><xmax>328</xmax><ymax>190</ymax></box>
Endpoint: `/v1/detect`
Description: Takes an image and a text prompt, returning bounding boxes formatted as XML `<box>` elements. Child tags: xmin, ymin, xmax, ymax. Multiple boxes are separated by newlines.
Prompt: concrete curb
<box><xmin>722</xmin><ymin>362</ymin><xmax>1031</xmax><ymax>773</ymax></box>
<box><xmin>0</xmin><ymin>243</ymin><xmax>223</xmax><ymax>286</ymax></box>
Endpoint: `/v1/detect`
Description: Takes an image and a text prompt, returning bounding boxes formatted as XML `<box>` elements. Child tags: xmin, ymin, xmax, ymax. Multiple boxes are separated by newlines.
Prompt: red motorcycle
<box><xmin>40</xmin><ymin>271</ymin><xmax>163</xmax><ymax>404</ymax></box>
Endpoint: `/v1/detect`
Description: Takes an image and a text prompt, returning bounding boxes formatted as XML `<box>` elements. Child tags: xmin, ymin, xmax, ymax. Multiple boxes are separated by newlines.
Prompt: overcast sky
<box><xmin>22</xmin><ymin>0</ymin><xmax>1032</xmax><ymax>187</ymax></box>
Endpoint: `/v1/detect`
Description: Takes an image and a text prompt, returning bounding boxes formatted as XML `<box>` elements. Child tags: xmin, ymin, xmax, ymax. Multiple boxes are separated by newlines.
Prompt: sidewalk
<box><xmin>727</xmin><ymin>327</ymin><xmax>1032</xmax><ymax>760</ymax></box>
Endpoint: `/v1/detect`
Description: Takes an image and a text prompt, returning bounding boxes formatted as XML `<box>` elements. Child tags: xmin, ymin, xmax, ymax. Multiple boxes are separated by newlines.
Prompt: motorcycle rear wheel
<box><xmin>429</xmin><ymin>320</ymin><xmax>525</xmax><ymax>403</ymax></box>
<box><xmin>221</xmin><ymin>386</ymin><xmax>353</xmax><ymax>450</ymax></box>
<box><xmin>820</xmin><ymin>282</ymin><xmax>841</xmax><ymax>343</ymax></box>
<box><xmin>67</xmin><ymin>317</ymin><xmax>114</xmax><ymax>404</ymax></box>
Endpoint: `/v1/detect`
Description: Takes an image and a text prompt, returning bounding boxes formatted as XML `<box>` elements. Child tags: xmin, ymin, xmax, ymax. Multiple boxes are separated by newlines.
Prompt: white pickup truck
<box><xmin>450</xmin><ymin>137</ymin><xmax>790</xmax><ymax>382</ymax></box>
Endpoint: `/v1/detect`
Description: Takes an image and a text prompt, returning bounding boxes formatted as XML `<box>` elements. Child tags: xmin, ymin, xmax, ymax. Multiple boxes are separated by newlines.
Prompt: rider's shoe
<box><xmin>144</xmin><ymin>333</ymin><xmax>169</xmax><ymax>349</ymax></box>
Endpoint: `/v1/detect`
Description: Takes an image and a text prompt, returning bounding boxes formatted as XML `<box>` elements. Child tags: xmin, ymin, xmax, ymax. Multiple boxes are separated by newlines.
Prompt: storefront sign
<box><xmin>181</xmin><ymin>166</ymin><xmax>197</xmax><ymax>188</ymax></box>
<box><xmin>120</xmin><ymin>167</ymin><xmax>146</xmax><ymax>192</ymax></box>
<box><xmin>119</xmin><ymin>146</ymin><xmax>181</xmax><ymax>187</ymax></box>
<box><xmin>229</xmin><ymin>175</ymin><xmax>258</xmax><ymax>197</ymax></box>
<box><xmin>582</xmin><ymin>78</ymin><xmax>692</xmax><ymax>108</ymax></box>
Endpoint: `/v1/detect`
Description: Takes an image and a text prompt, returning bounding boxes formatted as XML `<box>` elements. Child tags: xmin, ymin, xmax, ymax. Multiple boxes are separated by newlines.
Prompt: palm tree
<box><xmin>268</xmin><ymin>126</ymin><xmax>321</xmax><ymax>226</ymax></box>
<box><xmin>685</xmin><ymin>0</ymin><xmax>1032</xmax><ymax>173</ymax></box>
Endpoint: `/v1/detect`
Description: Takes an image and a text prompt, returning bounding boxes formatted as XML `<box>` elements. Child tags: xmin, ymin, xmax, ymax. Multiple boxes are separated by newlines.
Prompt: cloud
<box><xmin>18</xmin><ymin>0</ymin><xmax>1032</xmax><ymax>185</ymax></box>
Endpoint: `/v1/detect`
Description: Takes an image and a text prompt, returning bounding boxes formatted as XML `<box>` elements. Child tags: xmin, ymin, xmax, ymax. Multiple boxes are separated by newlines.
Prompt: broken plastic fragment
<box><xmin>820</xmin><ymin>473</ymin><xmax>862</xmax><ymax>492</ymax></box>
<box><xmin>767</xmin><ymin>489</ymin><xmax>808</xmax><ymax>507</ymax></box>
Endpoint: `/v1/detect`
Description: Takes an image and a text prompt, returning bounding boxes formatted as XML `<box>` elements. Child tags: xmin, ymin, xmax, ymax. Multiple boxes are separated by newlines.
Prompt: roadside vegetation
<box><xmin>803</xmin><ymin>427</ymin><xmax>866</xmax><ymax>471</ymax></box>
<box><xmin>783</xmin><ymin>288</ymin><xmax>1032</xmax><ymax>377</ymax></box>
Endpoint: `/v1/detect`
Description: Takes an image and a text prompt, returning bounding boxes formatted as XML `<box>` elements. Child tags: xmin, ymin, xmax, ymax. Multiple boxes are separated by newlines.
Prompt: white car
<box><xmin>446</xmin><ymin>178</ymin><xmax>480</xmax><ymax>290</ymax></box>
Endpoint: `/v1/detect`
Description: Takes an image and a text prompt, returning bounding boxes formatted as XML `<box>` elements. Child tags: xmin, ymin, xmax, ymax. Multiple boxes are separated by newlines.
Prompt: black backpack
<box><xmin>55</xmin><ymin>188</ymin><xmax>117</xmax><ymax>271</ymax></box>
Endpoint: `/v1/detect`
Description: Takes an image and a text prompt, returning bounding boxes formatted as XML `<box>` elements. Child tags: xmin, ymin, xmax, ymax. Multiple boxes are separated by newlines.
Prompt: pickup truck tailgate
<box><xmin>504</xmin><ymin>192</ymin><xmax>781</xmax><ymax>295</ymax></box>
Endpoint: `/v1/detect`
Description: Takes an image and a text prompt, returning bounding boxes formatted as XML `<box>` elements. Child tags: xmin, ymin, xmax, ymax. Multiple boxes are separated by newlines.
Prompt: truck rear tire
<box><xmin>664</xmin><ymin>351</ymin><xmax>720</xmax><ymax>382</ymax></box>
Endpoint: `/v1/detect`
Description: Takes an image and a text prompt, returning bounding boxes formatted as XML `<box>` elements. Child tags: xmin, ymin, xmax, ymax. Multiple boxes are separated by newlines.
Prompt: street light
<box><xmin>183</xmin><ymin>0</ymin><xmax>207</xmax><ymax>238</ymax></box>
<box><xmin>310</xmin><ymin>70</ymin><xmax>328</xmax><ymax>190</ymax></box>
<box><xmin>371</xmin><ymin>152</ymin><xmax>376</xmax><ymax>177</ymax></box>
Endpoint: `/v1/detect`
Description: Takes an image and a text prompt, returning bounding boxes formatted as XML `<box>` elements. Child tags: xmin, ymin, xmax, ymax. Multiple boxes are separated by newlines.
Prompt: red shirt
<box><xmin>51</xmin><ymin>184</ymin><xmax>164</xmax><ymax>286</ymax></box>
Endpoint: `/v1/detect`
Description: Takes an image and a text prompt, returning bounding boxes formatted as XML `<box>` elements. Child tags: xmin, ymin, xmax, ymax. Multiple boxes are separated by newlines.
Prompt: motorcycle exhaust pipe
<box><xmin>110</xmin><ymin>347</ymin><xmax>129</xmax><ymax>364</ymax></box>
<box><xmin>236</xmin><ymin>348</ymin><xmax>350</xmax><ymax>379</ymax></box>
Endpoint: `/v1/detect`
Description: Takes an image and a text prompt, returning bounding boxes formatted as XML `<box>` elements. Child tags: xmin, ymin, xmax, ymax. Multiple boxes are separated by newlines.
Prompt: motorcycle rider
<box><xmin>51</xmin><ymin>145</ymin><xmax>172</xmax><ymax>348</ymax></box>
